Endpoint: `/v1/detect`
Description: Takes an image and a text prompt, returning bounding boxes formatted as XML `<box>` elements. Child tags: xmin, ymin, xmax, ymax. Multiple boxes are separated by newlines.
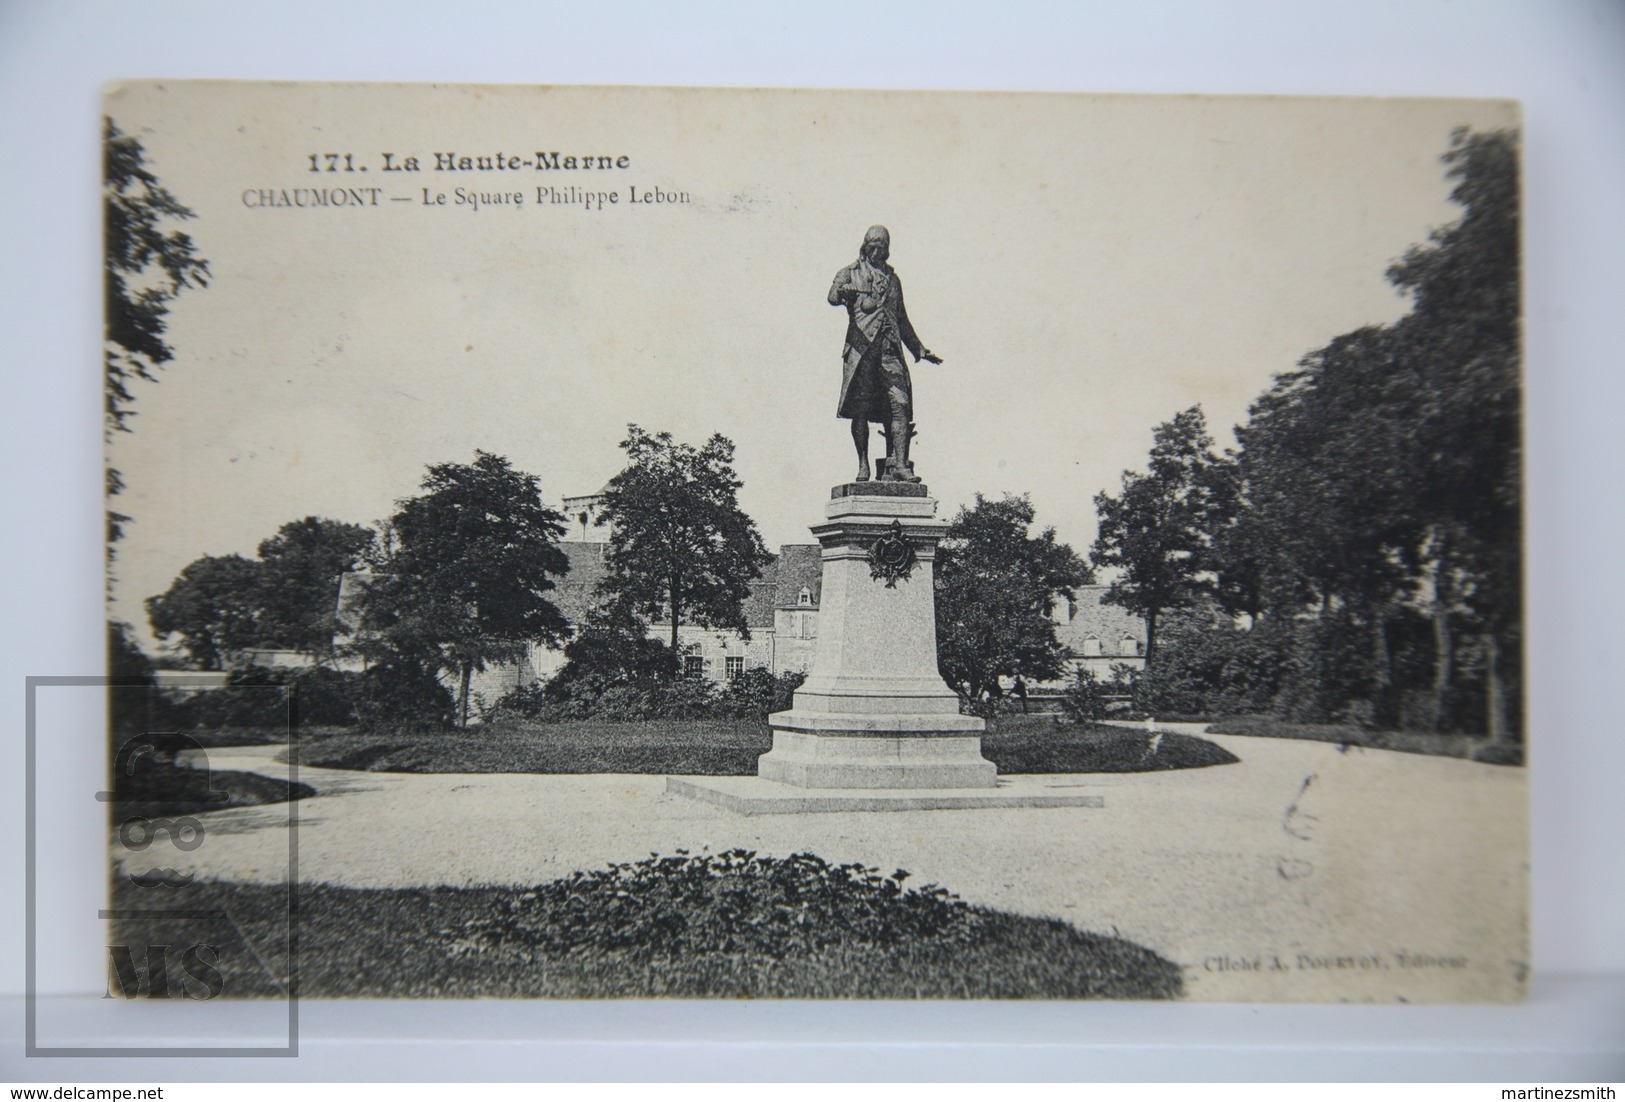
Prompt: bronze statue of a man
<box><xmin>829</xmin><ymin>225</ymin><xmax>942</xmax><ymax>483</ymax></box>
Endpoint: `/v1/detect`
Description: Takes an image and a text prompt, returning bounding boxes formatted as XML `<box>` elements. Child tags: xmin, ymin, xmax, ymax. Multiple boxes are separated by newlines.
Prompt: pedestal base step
<box><xmin>666</xmin><ymin>775</ymin><xmax>1105</xmax><ymax>815</ymax></box>
<box><xmin>757</xmin><ymin>727</ymin><xmax>995</xmax><ymax>788</ymax></box>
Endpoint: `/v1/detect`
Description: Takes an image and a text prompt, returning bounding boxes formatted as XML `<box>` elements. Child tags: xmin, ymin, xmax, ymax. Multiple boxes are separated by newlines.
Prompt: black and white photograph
<box><xmin>92</xmin><ymin>80</ymin><xmax>1529</xmax><ymax>1005</ymax></box>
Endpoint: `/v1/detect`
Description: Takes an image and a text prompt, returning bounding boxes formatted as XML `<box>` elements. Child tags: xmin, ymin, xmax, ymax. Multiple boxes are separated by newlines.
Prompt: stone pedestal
<box><xmin>756</xmin><ymin>482</ymin><xmax>997</xmax><ymax>789</ymax></box>
<box><xmin>670</xmin><ymin>480</ymin><xmax>1102</xmax><ymax>812</ymax></box>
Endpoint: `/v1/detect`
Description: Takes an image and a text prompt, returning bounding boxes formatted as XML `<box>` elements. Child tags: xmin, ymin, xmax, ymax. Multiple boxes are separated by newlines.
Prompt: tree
<box><xmin>104</xmin><ymin>118</ymin><xmax>209</xmax><ymax>553</ymax></box>
<box><xmin>1231</xmin><ymin>327</ymin><xmax>1429</xmax><ymax>726</ymax></box>
<box><xmin>108</xmin><ymin>620</ymin><xmax>160</xmax><ymax>738</ymax></box>
<box><xmin>1386</xmin><ymin>128</ymin><xmax>1521</xmax><ymax>741</ymax></box>
<box><xmin>146</xmin><ymin>554</ymin><xmax>264</xmax><ymax>670</ymax></box>
<box><xmin>1211</xmin><ymin>129</ymin><xmax>1522</xmax><ymax>736</ymax></box>
<box><xmin>358</xmin><ymin>452</ymin><xmax>571</xmax><ymax>727</ymax></box>
<box><xmin>254</xmin><ymin>517</ymin><xmax>376</xmax><ymax>663</ymax></box>
<box><xmin>545</xmin><ymin>605</ymin><xmax>680</xmax><ymax>703</ymax></box>
<box><xmin>1090</xmin><ymin>407</ymin><xmax>1230</xmax><ymax>666</ymax></box>
<box><xmin>935</xmin><ymin>494</ymin><xmax>1092</xmax><ymax>706</ymax></box>
<box><xmin>597</xmin><ymin>426</ymin><xmax>773</xmax><ymax>655</ymax></box>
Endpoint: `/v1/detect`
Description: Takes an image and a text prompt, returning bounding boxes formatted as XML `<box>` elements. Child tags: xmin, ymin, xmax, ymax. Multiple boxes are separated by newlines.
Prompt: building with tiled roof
<box><xmin>550</xmin><ymin>541</ymin><xmax>612</xmax><ymax>623</ymax></box>
<box><xmin>1046</xmin><ymin>584</ymin><xmax>1147</xmax><ymax>684</ymax></box>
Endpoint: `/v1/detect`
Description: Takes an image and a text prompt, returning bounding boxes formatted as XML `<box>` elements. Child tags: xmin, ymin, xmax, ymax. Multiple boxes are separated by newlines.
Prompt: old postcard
<box><xmin>99</xmin><ymin>81</ymin><xmax>1525</xmax><ymax>1004</ymax></box>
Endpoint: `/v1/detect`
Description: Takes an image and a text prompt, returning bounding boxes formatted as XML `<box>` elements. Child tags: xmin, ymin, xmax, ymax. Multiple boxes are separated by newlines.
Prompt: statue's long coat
<box><xmin>829</xmin><ymin>258</ymin><xmax>925</xmax><ymax>423</ymax></box>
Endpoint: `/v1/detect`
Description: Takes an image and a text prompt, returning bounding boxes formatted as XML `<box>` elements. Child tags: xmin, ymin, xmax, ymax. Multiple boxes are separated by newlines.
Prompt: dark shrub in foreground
<box><xmin>449</xmin><ymin>850</ymin><xmax>968</xmax><ymax>958</ymax></box>
<box><xmin>440</xmin><ymin>849</ymin><xmax>1183</xmax><ymax>999</ymax></box>
<box><xmin>113</xmin><ymin>862</ymin><xmax>1183</xmax><ymax>999</ymax></box>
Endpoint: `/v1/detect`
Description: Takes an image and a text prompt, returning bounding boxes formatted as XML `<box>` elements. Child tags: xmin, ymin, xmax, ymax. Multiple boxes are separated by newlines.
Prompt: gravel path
<box><xmin>128</xmin><ymin>726</ymin><xmax>1527</xmax><ymax>1001</ymax></box>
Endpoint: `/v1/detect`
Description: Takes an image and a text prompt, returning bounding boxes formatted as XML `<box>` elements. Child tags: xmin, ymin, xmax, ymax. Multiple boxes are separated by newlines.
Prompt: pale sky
<box><xmin>104</xmin><ymin>83</ymin><xmax>1517</xmax><ymax>647</ymax></box>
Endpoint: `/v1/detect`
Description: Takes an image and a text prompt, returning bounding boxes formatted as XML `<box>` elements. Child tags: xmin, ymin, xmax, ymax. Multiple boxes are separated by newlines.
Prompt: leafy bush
<box><xmin>1135</xmin><ymin>609</ymin><xmax>1287</xmax><ymax>719</ymax></box>
<box><xmin>435</xmin><ymin>851</ymin><xmax>1183</xmax><ymax>1001</ymax></box>
<box><xmin>506</xmin><ymin>611</ymin><xmax>693</xmax><ymax>721</ymax></box>
<box><xmin>1270</xmin><ymin>614</ymin><xmax>1369</xmax><ymax>724</ymax></box>
<box><xmin>356</xmin><ymin>659</ymin><xmax>454</xmax><ymax>731</ymax></box>
<box><xmin>1059</xmin><ymin>668</ymin><xmax>1109</xmax><ymax>725</ymax></box>
<box><xmin>499</xmin><ymin>674</ymin><xmax>718</xmax><ymax>723</ymax></box>
<box><xmin>546</xmin><ymin>615</ymin><xmax>679</xmax><ymax>696</ymax></box>
<box><xmin>638</xmin><ymin>674</ymin><xmax>719</xmax><ymax>719</ymax></box>
<box><xmin>117</xmin><ymin>868</ymin><xmax>1185</xmax><ymax>999</ymax></box>
<box><xmin>241</xmin><ymin>666</ymin><xmax>363</xmax><ymax>726</ymax></box>
<box><xmin>488</xmin><ymin>682</ymin><xmax>549</xmax><ymax>719</ymax></box>
<box><xmin>1143</xmin><ymin>601</ymin><xmax>1505</xmax><ymax>738</ymax></box>
<box><xmin>499</xmin><ymin>655</ymin><xmax>803</xmax><ymax>724</ymax></box>
<box><xmin>446</xmin><ymin>850</ymin><xmax>970</xmax><ymax>959</ymax></box>
<box><xmin>436</xmin><ymin>850</ymin><xmax>1181</xmax><ymax>999</ymax></box>
<box><xmin>159</xmin><ymin>665</ymin><xmax>368</xmax><ymax>730</ymax></box>
<box><xmin>961</xmin><ymin>693</ymin><xmax>1019</xmax><ymax>721</ymax></box>
<box><xmin>715</xmin><ymin>667</ymin><xmax>805</xmax><ymax>718</ymax></box>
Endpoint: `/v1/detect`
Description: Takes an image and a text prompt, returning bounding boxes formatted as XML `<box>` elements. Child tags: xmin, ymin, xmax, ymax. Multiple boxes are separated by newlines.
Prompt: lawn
<box><xmin>286</xmin><ymin>714</ymin><xmax>1238</xmax><ymax>776</ymax></box>
<box><xmin>109</xmin><ymin>851</ymin><xmax>1184</xmax><ymax>999</ymax></box>
<box><xmin>110</xmin><ymin>759</ymin><xmax>314</xmax><ymax>817</ymax></box>
<box><xmin>981</xmin><ymin>715</ymin><xmax>1238</xmax><ymax>772</ymax></box>
<box><xmin>289</xmin><ymin>716</ymin><xmax>771</xmax><ymax>774</ymax></box>
<box><xmin>1205</xmin><ymin>715</ymin><xmax>1523</xmax><ymax>766</ymax></box>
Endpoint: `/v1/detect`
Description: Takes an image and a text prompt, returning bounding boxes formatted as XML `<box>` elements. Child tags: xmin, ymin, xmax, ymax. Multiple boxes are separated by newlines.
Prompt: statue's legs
<box><xmin>846</xmin><ymin>345</ymin><xmax>918</xmax><ymax>483</ymax></box>
<box><xmin>879</xmin><ymin>357</ymin><xmax>920</xmax><ymax>483</ymax></box>
<box><xmin>887</xmin><ymin>412</ymin><xmax>920</xmax><ymax>482</ymax></box>
<box><xmin>850</xmin><ymin>418</ymin><xmax>871</xmax><ymax>481</ymax></box>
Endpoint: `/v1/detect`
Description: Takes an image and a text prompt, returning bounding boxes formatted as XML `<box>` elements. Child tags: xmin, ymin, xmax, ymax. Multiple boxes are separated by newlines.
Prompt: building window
<box><xmin>1083</xmin><ymin>636</ymin><xmax>1102</xmax><ymax>657</ymax></box>
<box><xmin>726</xmin><ymin>655</ymin><xmax>744</xmax><ymax>679</ymax></box>
<box><xmin>1121</xmin><ymin>637</ymin><xmax>1139</xmax><ymax>656</ymax></box>
<box><xmin>797</xmin><ymin>586</ymin><xmax>813</xmax><ymax>606</ymax></box>
<box><xmin>681</xmin><ymin>641</ymin><xmax>704</xmax><ymax>679</ymax></box>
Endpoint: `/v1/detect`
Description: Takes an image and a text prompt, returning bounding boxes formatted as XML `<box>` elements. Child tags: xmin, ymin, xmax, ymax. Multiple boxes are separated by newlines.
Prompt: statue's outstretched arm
<box><xmin>895</xmin><ymin>277</ymin><xmax>941</xmax><ymax>362</ymax></box>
